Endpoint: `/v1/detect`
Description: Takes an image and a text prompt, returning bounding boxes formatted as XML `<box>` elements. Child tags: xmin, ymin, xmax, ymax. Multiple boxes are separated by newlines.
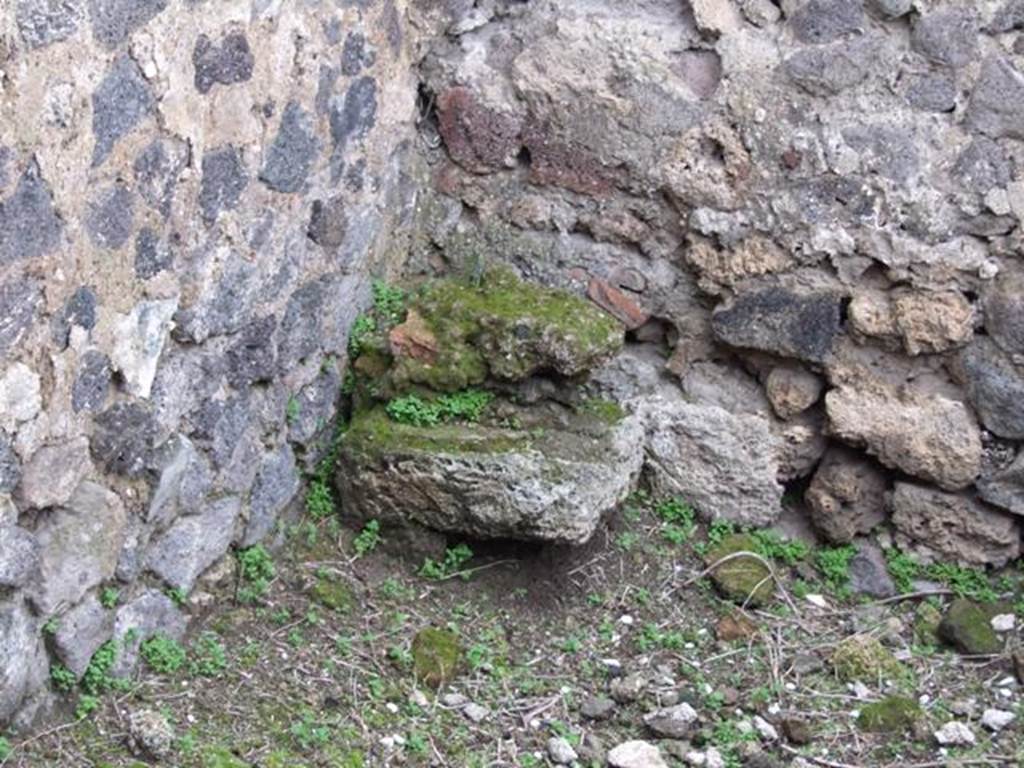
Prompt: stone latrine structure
<box><xmin>3</xmin><ymin>0</ymin><xmax>1024</xmax><ymax>730</ymax></box>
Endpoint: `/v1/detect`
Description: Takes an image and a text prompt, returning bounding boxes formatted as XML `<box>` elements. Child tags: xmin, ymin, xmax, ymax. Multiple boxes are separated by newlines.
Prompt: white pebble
<box><xmin>982</xmin><ymin>708</ymin><xmax>1015</xmax><ymax>732</ymax></box>
<box><xmin>934</xmin><ymin>721</ymin><xmax>976</xmax><ymax>746</ymax></box>
<box><xmin>991</xmin><ymin>614</ymin><xmax>1016</xmax><ymax>633</ymax></box>
<box><xmin>753</xmin><ymin>715</ymin><xmax>779</xmax><ymax>741</ymax></box>
<box><xmin>805</xmin><ymin>594</ymin><xmax>828</xmax><ymax>608</ymax></box>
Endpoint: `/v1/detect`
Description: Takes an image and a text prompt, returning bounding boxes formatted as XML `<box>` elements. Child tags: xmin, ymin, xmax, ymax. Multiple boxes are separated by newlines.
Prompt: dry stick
<box><xmin>437</xmin><ymin>559</ymin><xmax>519</xmax><ymax>582</ymax></box>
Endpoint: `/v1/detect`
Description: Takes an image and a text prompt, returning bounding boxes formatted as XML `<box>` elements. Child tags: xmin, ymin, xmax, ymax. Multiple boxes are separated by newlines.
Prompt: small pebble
<box><xmin>441</xmin><ymin>693</ymin><xmax>468</xmax><ymax>707</ymax></box>
<box><xmin>547</xmin><ymin>736</ymin><xmax>578</xmax><ymax>765</ymax></box>
<box><xmin>753</xmin><ymin>715</ymin><xmax>779</xmax><ymax>741</ymax></box>
<box><xmin>934</xmin><ymin>721</ymin><xmax>976</xmax><ymax>746</ymax></box>
<box><xmin>991</xmin><ymin>614</ymin><xmax>1016</xmax><ymax>633</ymax></box>
<box><xmin>982</xmin><ymin>708</ymin><xmax>1015</xmax><ymax>732</ymax></box>
<box><xmin>462</xmin><ymin>702</ymin><xmax>490</xmax><ymax>723</ymax></box>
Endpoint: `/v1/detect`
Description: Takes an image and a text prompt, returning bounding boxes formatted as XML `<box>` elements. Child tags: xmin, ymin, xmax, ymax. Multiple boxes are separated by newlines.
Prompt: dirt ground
<box><xmin>2</xmin><ymin>493</ymin><xmax>1022</xmax><ymax>768</ymax></box>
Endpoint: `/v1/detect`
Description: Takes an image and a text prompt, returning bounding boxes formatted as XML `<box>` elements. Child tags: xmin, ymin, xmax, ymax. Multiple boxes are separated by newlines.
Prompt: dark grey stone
<box><xmin>16</xmin><ymin>0</ymin><xmax>85</xmax><ymax>49</ymax></box>
<box><xmin>134</xmin><ymin>228</ymin><xmax>172</xmax><ymax>279</ymax></box>
<box><xmin>323</xmin><ymin>16</ymin><xmax>342</xmax><ymax>45</ymax></box>
<box><xmin>967</xmin><ymin>55</ymin><xmax>1024</xmax><ymax>140</ymax></box>
<box><xmin>307</xmin><ymin>196</ymin><xmax>347</xmax><ymax>248</ymax></box>
<box><xmin>978</xmin><ymin>451</ymin><xmax>1024</xmax><ymax>517</ymax></box>
<box><xmin>259</xmin><ymin>101</ymin><xmax>319</xmax><ymax>193</ymax></box>
<box><xmin>287</xmin><ymin>365</ymin><xmax>341</xmax><ymax>449</ymax></box>
<box><xmin>315</xmin><ymin>65</ymin><xmax>340</xmax><ymax>115</ymax></box>
<box><xmin>52</xmin><ymin>286</ymin><xmax>97</xmax><ymax>349</ymax></box>
<box><xmin>904</xmin><ymin>70</ymin><xmax>957</xmax><ymax>112</ymax></box>
<box><xmin>190</xmin><ymin>395</ymin><xmax>249</xmax><ymax>469</ymax></box>
<box><xmin>0</xmin><ymin>159</ymin><xmax>63</xmax><ymax>266</ymax></box>
<box><xmin>789</xmin><ymin>0</ymin><xmax>864</xmax><ymax>44</ymax></box>
<box><xmin>277</xmin><ymin>278</ymin><xmax>327</xmax><ymax>369</ymax></box>
<box><xmin>91</xmin><ymin>54</ymin><xmax>154</xmax><ymax>166</ymax></box>
<box><xmin>383</xmin><ymin>0</ymin><xmax>402</xmax><ymax>53</ymax></box>
<box><xmin>0</xmin><ymin>277</ymin><xmax>42</xmax><ymax>356</ymax></box>
<box><xmin>329</xmin><ymin>75</ymin><xmax>378</xmax><ymax>149</ymax></box>
<box><xmin>783</xmin><ymin>36</ymin><xmax>880</xmax><ymax>96</ymax></box>
<box><xmin>952</xmin><ymin>138</ymin><xmax>1012</xmax><ymax>195</ymax></box>
<box><xmin>982</xmin><ymin>272</ymin><xmax>1024</xmax><ymax>357</ymax></box>
<box><xmin>89</xmin><ymin>0</ymin><xmax>167</xmax><ymax>48</ymax></box>
<box><xmin>0</xmin><ymin>147</ymin><xmax>11</xmax><ymax>193</ymax></box>
<box><xmin>91</xmin><ymin>402</ymin><xmax>158</xmax><ymax>476</ymax></box>
<box><xmin>911</xmin><ymin>9</ymin><xmax>978</xmax><ymax>68</ymax></box>
<box><xmin>85</xmin><ymin>183</ymin><xmax>134</xmax><ymax>250</ymax></box>
<box><xmin>711</xmin><ymin>287</ymin><xmax>843</xmax><ymax>364</ymax></box>
<box><xmin>225</xmin><ymin>316</ymin><xmax>278</xmax><ymax>388</ymax></box>
<box><xmin>989</xmin><ymin>0</ymin><xmax>1024</xmax><ymax>33</ymax></box>
<box><xmin>0</xmin><ymin>601</ymin><xmax>48</xmax><ymax>725</ymax></box>
<box><xmin>147</xmin><ymin>434</ymin><xmax>211</xmax><ymax>527</ymax></box>
<box><xmin>146</xmin><ymin>495</ymin><xmax>239</xmax><ymax>592</ymax></box>
<box><xmin>847</xmin><ymin>542</ymin><xmax>896</xmax><ymax>598</ymax></box>
<box><xmin>133</xmin><ymin>138</ymin><xmax>188</xmax><ymax>218</ymax></box>
<box><xmin>841</xmin><ymin>124</ymin><xmax>919</xmax><ymax>184</ymax></box>
<box><xmin>345</xmin><ymin>158</ymin><xmax>366</xmax><ymax>192</ymax></box>
<box><xmin>199</xmin><ymin>146</ymin><xmax>248</xmax><ymax>224</ymax></box>
<box><xmin>192</xmin><ymin>31</ymin><xmax>254</xmax><ymax>94</ymax></box>
<box><xmin>0</xmin><ymin>438</ymin><xmax>21</xmax><ymax>495</ymax></box>
<box><xmin>341</xmin><ymin>31</ymin><xmax>374</xmax><ymax>75</ymax></box>
<box><xmin>72</xmin><ymin>350</ymin><xmax>111</xmax><ymax>413</ymax></box>
<box><xmin>242</xmin><ymin>444</ymin><xmax>300</xmax><ymax>546</ymax></box>
<box><xmin>957</xmin><ymin>338</ymin><xmax>1024</xmax><ymax>441</ymax></box>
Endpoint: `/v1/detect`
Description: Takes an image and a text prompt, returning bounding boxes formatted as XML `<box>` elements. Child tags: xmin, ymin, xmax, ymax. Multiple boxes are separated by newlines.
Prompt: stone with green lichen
<box><xmin>913</xmin><ymin>602</ymin><xmax>942</xmax><ymax>645</ymax></box>
<box><xmin>390</xmin><ymin>267</ymin><xmax>624</xmax><ymax>393</ymax></box>
<box><xmin>704</xmin><ymin>533</ymin><xmax>774</xmax><ymax>607</ymax></box>
<box><xmin>938</xmin><ymin>598</ymin><xmax>1003</xmax><ymax>655</ymax></box>
<box><xmin>310</xmin><ymin>574</ymin><xmax>353</xmax><ymax>613</ymax></box>
<box><xmin>412</xmin><ymin>627</ymin><xmax>461</xmax><ymax>688</ymax></box>
<box><xmin>831</xmin><ymin>635</ymin><xmax>906</xmax><ymax>682</ymax></box>
<box><xmin>857</xmin><ymin>696</ymin><xmax>921</xmax><ymax>733</ymax></box>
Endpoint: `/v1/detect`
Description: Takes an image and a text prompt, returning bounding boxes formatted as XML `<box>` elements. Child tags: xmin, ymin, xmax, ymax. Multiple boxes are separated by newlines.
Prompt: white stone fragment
<box><xmin>934</xmin><ymin>721</ymin><xmax>976</xmax><ymax>746</ymax></box>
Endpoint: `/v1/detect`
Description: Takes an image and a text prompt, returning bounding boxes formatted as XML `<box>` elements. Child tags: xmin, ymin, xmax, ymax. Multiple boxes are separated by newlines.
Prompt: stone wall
<box><xmin>0</xmin><ymin>0</ymin><xmax>420</xmax><ymax>726</ymax></box>
<box><xmin>411</xmin><ymin>1</ymin><xmax>1024</xmax><ymax>562</ymax></box>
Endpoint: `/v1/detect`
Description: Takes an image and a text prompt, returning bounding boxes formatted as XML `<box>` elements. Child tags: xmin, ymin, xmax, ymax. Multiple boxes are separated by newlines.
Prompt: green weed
<box><xmin>50</xmin><ymin>664</ymin><xmax>76</xmax><ymax>693</ymax></box>
<box><xmin>190</xmin><ymin>633</ymin><xmax>228</xmax><ymax>678</ymax></box>
<box><xmin>372</xmin><ymin>280</ymin><xmax>407</xmax><ymax>324</ymax></box>
<box><xmin>99</xmin><ymin>587</ymin><xmax>120</xmax><ymax>609</ymax></box>
<box><xmin>80</xmin><ymin>641</ymin><xmax>118</xmax><ymax>696</ymax></box>
<box><xmin>237</xmin><ymin>545</ymin><xmax>275</xmax><ymax>604</ymax></box>
<box><xmin>140</xmin><ymin>634</ymin><xmax>187</xmax><ymax>675</ymax></box>
<box><xmin>353</xmin><ymin>520</ymin><xmax>382</xmax><ymax>557</ymax></box>
<box><xmin>420</xmin><ymin>544</ymin><xmax>474</xmax><ymax>580</ymax></box>
<box><xmin>348</xmin><ymin>314</ymin><xmax>377</xmax><ymax>358</ymax></box>
<box><xmin>385</xmin><ymin>390</ymin><xmax>494</xmax><ymax>427</ymax></box>
<box><xmin>816</xmin><ymin>545</ymin><xmax>857</xmax><ymax>593</ymax></box>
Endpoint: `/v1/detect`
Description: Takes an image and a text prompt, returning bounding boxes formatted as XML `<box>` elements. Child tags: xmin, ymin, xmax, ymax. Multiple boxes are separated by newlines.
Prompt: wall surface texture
<box><xmin>0</xmin><ymin>0</ymin><xmax>420</xmax><ymax>726</ymax></box>
<box><xmin>4</xmin><ymin>0</ymin><xmax>1024</xmax><ymax>730</ymax></box>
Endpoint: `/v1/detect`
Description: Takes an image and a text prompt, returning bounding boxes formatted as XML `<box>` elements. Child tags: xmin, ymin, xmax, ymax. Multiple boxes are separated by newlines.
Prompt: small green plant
<box><xmin>80</xmin><ymin>640</ymin><xmax>118</xmax><ymax>696</ymax></box>
<box><xmin>306</xmin><ymin>478</ymin><xmax>335</xmax><ymax>520</ymax></box>
<box><xmin>42</xmin><ymin>616</ymin><xmax>59</xmax><ymax>636</ymax></box>
<box><xmin>189</xmin><ymin>633</ymin><xmax>228</xmax><ymax>677</ymax></box>
<box><xmin>655</xmin><ymin>497</ymin><xmax>697</xmax><ymax>544</ymax></box>
<box><xmin>420</xmin><ymin>544</ymin><xmax>474</xmax><ymax>580</ymax></box>
<box><xmin>385</xmin><ymin>390</ymin><xmax>494</xmax><ymax>427</ymax></box>
<box><xmin>372</xmin><ymin>279</ymin><xmax>407</xmax><ymax>324</ymax></box>
<box><xmin>99</xmin><ymin>587</ymin><xmax>120</xmax><ymax>609</ymax></box>
<box><xmin>348</xmin><ymin>314</ymin><xmax>377</xmax><ymax>358</ymax></box>
<box><xmin>141</xmin><ymin>634</ymin><xmax>187</xmax><ymax>675</ymax></box>
<box><xmin>50</xmin><ymin>664</ymin><xmax>76</xmax><ymax>693</ymax></box>
<box><xmin>885</xmin><ymin>548</ymin><xmax>918</xmax><ymax>593</ymax></box>
<box><xmin>166</xmin><ymin>587</ymin><xmax>187</xmax><ymax>606</ymax></box>
<box><xmin>816</xmin><ymin>545</ymin><xmax>857</xmax><ymax>593</ymax></box>
<box><xmin>237</xmin><ymin>545</ymin><xmax>275</xmax><ymax>604</ymax></box>
<box><xmin>289</xmin><ymin>714</ymin><xmax>330</xmax><ymax>750</ymax></box>
<box><xmin>75</xmin><ymin>694</ymin><xmax>100</xmax><ymax>720</ymax></box>
<box><xmin>353</xmin><ymin>519</ymin><xmax>382</xmax><ymax>557</ymax></box>
<box><xmin>286</xmin><ymin>396</ymin><xmax>301</xmax><ymax>425</ymax></box>
<box><xmin>751</xmin><ymin>530</ymin><xmax>810</xmax><ymax>565</ymax></box>
<box><xmin>925</xmin><ymin>562</ymin><xmax>998</xmax><ymax>602</ymax></box>
<box><xmin>0</xmin><ymin>736</ymin><xmax>10</xmax><ymax>760</ymax></box>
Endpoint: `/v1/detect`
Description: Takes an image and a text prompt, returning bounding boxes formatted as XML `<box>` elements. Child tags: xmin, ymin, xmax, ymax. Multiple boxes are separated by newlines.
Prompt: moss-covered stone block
<box><xmin>831</xmin><ymin>635</ymin><xmax>906</xmax><ymax>683</ymax></box>
<box><xmin>390</xmin><ymin>266</ymin><xmax>624</xmax><ymax>392</ymax></box>
<box><xmin>938</xmin><ymin>598</ymin><xmax>1003</xmax><ymax>655</ymax></box>
<box><xmin>412</xmin><ymin>627</ymin><xmax>461</xmax><ymax>688</ymax></box>
<box><xmin>310</xmin><ymin>574</ymin><xmax>354</xmax><ymax>613</ymax></box>
<box><xmin>913</xmin><ymin>602</ymin><xmax>942</xmax><ymax>646</ymax></box>
<box><xmin>704</xmin><ymin>533</ymin><xmax>773</xmax><ymax>607</ymax></box>
<box><xmin>857</xmin><ymin>696</ymin><xmax>921</xmax><ymax>733</ymax></box>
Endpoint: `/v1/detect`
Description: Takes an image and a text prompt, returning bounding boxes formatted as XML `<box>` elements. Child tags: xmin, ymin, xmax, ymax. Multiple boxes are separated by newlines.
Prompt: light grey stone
<box><xmin>15</xmin><ymin>437</ymin><xmax>92</xmax><ymax>510</ymax></box>
<box><xmin>643</xmin><ymin>702</ymin><xmax>699</xmax><ymax>739</ymax></box>
<box><xmin>607</xmin><ymin>741</ymin><xmax>669</xmax><ymax>768</ymax></box>
<box><xmin>147</xmin><ymin>435</ymin><xmax>211</xmax><ymax>528</ymax></box>
<box><xmin>0</xmin><ymin>600</ymin><xmax>48</xmax><ymax>724</ymax></box>
<box><xmin>89</xmin><ymin>0</ymin><xmax>168</xmax><ymax>48</ymax></box>
<box><xmin>110</xmin><ymin>298</ymin><xmax>178</xmax><ymax>399</ymax></box>
<box><xmin>52</xmin><ymin>594</ymin><xmax>113</xmax><ymax>677</ymax></box>
<box><xmin>110</xmin><ymin>589</ymin><xmax>186</xmax><ymax>678</ymax></box>
<box><xmin>547</xmin><ymin>736</ymin><xmax>578</xmax><ymax>765</ymax></box>
<box><xmin>145</xmin><ymin>496</ymin><xmax>240</xmax><ymax>593</ymax></box>
<box><xmin>642</xmin><ymin>398</ymin><xmax>783</xmax><ymax>527</ymax></box>
<box><xmin>978</xmin><ymin>451</ymin><xmax>1024</xmax><ymax>517</ymax></box>
<box><xmin>967</xmin><ymin>56</ymin><xmax>1024</xmax><ymax>140</ymax></box>
<box><xmin>0</xmin><ymin>526</ymin><xmax>40</xmax><ymax>589</ymax></box>
<box><xmin>30</xmin><ymin>481</ymin><xmax>127</xmax><ymax>614</ymax></box>
<box><xmin>17</xmin><ymin>0</ymin><xmax>86</xmax><ymax>49</ymax></box>
<box><xmin>0</xmin><ymin>437</ymin><xmax>21</xmax><ymax>494</ymax></box>
<box><xmin>242</xmin><ymin>444</ymin><xmax>300</xmax><ymax>546</ymax></box>
<box><xmin>0</xmin><ymin>362</ymin><xmax>42</xmax><ymax>432</ymax></box>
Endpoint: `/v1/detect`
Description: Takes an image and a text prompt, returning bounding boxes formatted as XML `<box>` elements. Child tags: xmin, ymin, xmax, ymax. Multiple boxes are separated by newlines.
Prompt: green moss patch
<box><xmin>343</xmin><ymin>407</ymin><xmax>529</xmax><ymax>457</ymax></box>
<box><xmin>831</xmin><ymin>635</ymin><xmax>906</xmax><ymax>683</ymax></box>
<box><xmin>704</xmin><ymin>533</ymin><xmax>774</xmax><ymax>607</ymax></box>
<box><xmin>938</xmin><ymin>598</ymin><xmax>1003</xmax><ymax>655</ymax></box>
<box><xmin>857</xmin><ymin>696</ymin><xmax>921</xmax><ymax>733</ymax></box>
<box><xmin>310</xmin><ymin>575</ymin><xmax>354</xmax><ymax>613</ymax></box>
<box><xmin>412</xmin><ymin>628</ymin><xmax>461</xmax><ymax>688</ymax></box>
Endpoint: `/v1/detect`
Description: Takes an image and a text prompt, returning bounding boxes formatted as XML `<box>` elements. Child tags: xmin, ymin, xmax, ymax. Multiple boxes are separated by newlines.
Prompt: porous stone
<box><xmin>0</xmin><ymin>362</ymin><xmax>42</xmax><ymax>432</ymax></box>
<box><xmin>91</xmin><ymin>402</ymin><xmax>158</xmax><ymax>477</ymax></box>
<box><xmin>242</xmin><ymin>444</ymin><xmax>300</xmax><ymax>546</ymax></box>
<box><xmin>644</xmin><ymin>399</ymin><xmax>783</xmax><ymax>527</ymax></box>
<box><xmin>307</xmin><ymin>197</ymin><xmax>347</xmax><ymax>249</ymax></box>
<box><xmin>711</xmin><ymin>287</ymin><xmax>842</xmax><ymax>364</ymax></box>
<box><xmin>52</xmin><ymin>594</ymin><xmax>113</xmax><ymax>677</ymax></box>
<box><xmin>982</xmin><ymin>270</ymin><xmax>1024</xmax><ymax>357</ymax></box>
<box><xmin>0</xmin><ymin>526</ymin><xmax>40</xmax><ymax>590</ymax></box>
<box><xmin>825</xmin><ymin>384</ymin><xmax>981</xmax><ymax>491</ymax></box>
<box><xmin>766</xmin><ymin>366</ymin><xmax>823</xmax><ymax>420</ymax></box>
<box><xmin>145</xmin><ymin>495</ymin><xmax>240</xmax><ymax>594</ymax></box>
<box><xmin>17</xmin><ymin>0</ymin><xmax>86</xmax><ymax>49</ymax></box>
<box><xmin>890</xmin><ymin>291</ymin><xmax>974</xmax><ymax>356</ymax></box>
<box><xmin>644</xmin><ymin>702</ymin><xmax>699</xmax><ymax>739</ymax></box>
<box><xmin>910</xmin><ymin>9</ymin><xmax>978</xmax><ymax>68</ymax></box>
<box><xmin>904</xmin><ymin>71</ymin><xmax>956</xmax><ymax>113</ymax></box>
<box><xmin>30</xmin><ymin>481</ymin><xmax>127</xmax><ymax>614</ymax></box>
<box><xmin>337</xmin><ymin>404</ymin><xmax>644</xmax><ymax>544</ymax></box>
<box><xmin>91</xmin><ymin>54</ymin><xmax>154</xmax><ymax>166</ymax></box>
<box><xmin>978</xmin><ymin>451</ymin><xmax>1024</xmax><ymax>516</ymax></box>
<box><xmin>607</xmin><ymin>740</ymin><xmax>669</xmax><ymax>768</ymax></box>
<box><xmin>127</xmin><ymin>709</ymin><xmax>175</xmax><ymax>760</ymax></box>
<box><xmin>436</xmin><ymin>87</ymin><xmax>521</xmax><ymax>173</ymax></box>
<box><xmin>955</xmin><ymin>338</ymin><xmax>1024</xmax><ymax>441</ymax></box>
<box><xmin>72</xmin><ymin>350</ymin><xmax>111</xmax><ymax>413</ymax></box>
<box><xmin>259</xmin><ymin>101</ymin><xmax>319</xmax><ymax>193</ymax></box>
<box><xmin>192</xmin><ymin>31</ymin><xmax>254</xmax><ymax>94</ymax></box>
<box><xmin>890</xmin><ymin>483</ymin><xmax>1020</xmax><ymax>567</ymax></box>
<box><xmin>199</xmin><ymin>146</ymin><xmax>249</xmax><ymax>224</ymax></box>
<box><xmin>934</xmin><ymin>721</ymin><xmax>976</xmax><ymax>746</ymax></box>
<box><xmin>805</xmin><ymin>447</ymin><xmax>887</xmax><ymax>544</ymax></box>
<box><xmin>0</xmin><ymin>159</ymin><xmax>63</xmax><ymax>266</ymax></box>
<box><xmin>967</xmin><ymin>56</ymin><xmax>1024</xmax><ymax>140</ymax></box>
<box><xmin>15</xmin><ymin>437</ymin><xmax>92</xmax><ymax>510</ymax></box>
<box><xmin>784</xmin><ymin>36</ymin><xmax>881</xmax><ymax>96</ymax></box>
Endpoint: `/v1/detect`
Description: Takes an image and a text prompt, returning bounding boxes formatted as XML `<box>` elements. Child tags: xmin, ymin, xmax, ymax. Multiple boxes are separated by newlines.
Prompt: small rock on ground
<box><xmin>547</xmin><ymin>735</ymin><xmax>578</xmax><ymax>764</ymax></box>
<box><xmin>934</xmin><ymin>721</ymin><xmax>976</xmax><ymax>746</ymax></box>
<box><xmin>126</xmin><ymin>709</ymin><xmax>174</xmax><ymax>760</ymax></box>
<box><xmin>643</xmin><ymin>701</ymin><xmax>699</xmax><ymax>738</ymax></box>
<box><xmin>608</xmin><ymin>740</ymin><xmax>669</xmax><ymax>768</ymax></box>
<box><xmin>580</xmin><ymin>694</ymin><xmax>616</xmax><ymax>720</ymax></box>
<box><xmin>981</xmin><ymin>708</ymin><xmax>1015</xmax><ymax>732</ymax></box>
